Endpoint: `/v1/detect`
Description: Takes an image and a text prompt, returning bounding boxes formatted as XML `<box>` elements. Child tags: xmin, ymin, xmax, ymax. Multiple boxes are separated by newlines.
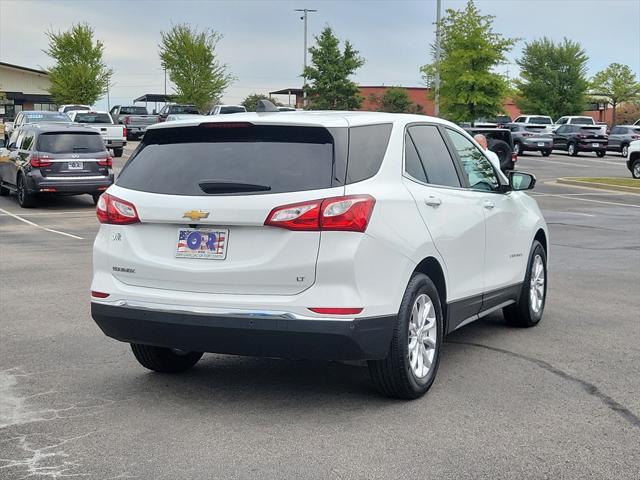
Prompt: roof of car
<box><xmin>148</xmin><ymin>111</ymin><xmax>456</xmax><ymax>130</ymax></box>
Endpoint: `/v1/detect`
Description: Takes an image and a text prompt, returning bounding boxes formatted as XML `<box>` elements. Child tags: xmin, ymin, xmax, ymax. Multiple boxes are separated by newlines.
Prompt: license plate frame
<box><xmin>67</xmin><ymin>161</ymin><xmax>83</xmax><ymax>170</ymax></box>
<box><xmin>592</xmin><ymin>143</ymin><xmax>600</xmax><ymax>147</ymax></box>
<box><xmin>175</xmin><ymin>228</ymin><xmax>229</xmax><ymax>260</ymax></box>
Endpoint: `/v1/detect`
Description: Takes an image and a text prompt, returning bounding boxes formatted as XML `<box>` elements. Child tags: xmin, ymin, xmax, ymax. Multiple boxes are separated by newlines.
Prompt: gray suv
<box><xmin>507</xmin><ymin>124</ymin><xmax>553</xmax><ymax>156</ymax></box>
<box><xmin>607</xmin><ymin>125</ymin><xmax>640</xmax><ymax>157</ymax></box>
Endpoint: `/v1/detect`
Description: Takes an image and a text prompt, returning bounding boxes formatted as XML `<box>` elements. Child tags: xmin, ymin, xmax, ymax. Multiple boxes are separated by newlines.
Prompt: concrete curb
<box><xmin>556</xmin><ymin>177</ymin><xmax>640</xmax><ymax>194</ymax></box>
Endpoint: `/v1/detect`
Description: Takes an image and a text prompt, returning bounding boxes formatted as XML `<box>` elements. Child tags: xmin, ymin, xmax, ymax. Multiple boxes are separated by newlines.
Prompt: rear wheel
<box><xmin>632</xmin><ymin>160</ymin><xmax>640</xmax><ymax>179</ymax></box>
<box><xmin>113</xmin><ymin>147</ymin><xmax>124</xmax><ymax>158</ymax></box>
<box><xmin>541</xmin><ymin>150</ymin><xmax>551</xmax><ymax>157</ymax></box>
<box><xmin>16</xmin><ymin>175</ymin><xmax>35</xmax><ymax>208</ymax></box>
<box><xmin>567</xmin><ymin>142</ymin><xmax>578</xmax><ymax>156</ymax></box>
<box><xmin>368</xmin><ymin>273</ymin><xmax>443</xmax><ymax>399</ymax></box>
<box><xmin>503</xmin><ymin>240</ymin><xmax>547</xmax><ymax>328</ymax></box>
<box><xmin>596</xmin><ymin>151</ymin><xmax>606</xmax><ymax>158</ymax></box>
<box><xmin>621</xmin><ymin>144</ymin><xmax>629</xmax><ymax>157</ymax></box>
<box><xmin>130</xmin><ymin>344</ymin><xmax>203</xmax><ymax>373</ymax></box>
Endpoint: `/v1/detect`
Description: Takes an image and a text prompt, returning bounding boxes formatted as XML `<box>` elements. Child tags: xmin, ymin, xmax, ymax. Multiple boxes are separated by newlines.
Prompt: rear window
<box><xmin>120</xmin><ymin>107</ymin><xmax>148</xmax><ymax>115</ymax></box>
<box><xmin>525</xmin><ymin>125</ymin><xmax>547</xmax><ymax>131</ymax></box>
<box><xmin>170</xmin><ymin>105</ymin><xmax>199</xmax><ymax>114</ymax></box>
<box><xmin>528</xmin><ymin>116</ymin><xmax>552</xmax><ymax>125</ymax></box>
<box><xmin>74</xmin><ymin>113</ymin><xmax>112</xmax><ymax>124</ymax></box>
<box><xmin>572</xmin><ymin>117</ymin><xmax>594</xmax><ymax>125</ymax></box>
<box><xmin>37</xmin><ymin>132</ymin><xmax>106</xmax><ymax>153</ymax></box>
<box><xmin>219</xmin><ymin>106</ymin><xmax>246</xmax><ymax>114</ymax></box>
<box><xmin>25</xmin><ymin>113</ymin><xmax>70</xmax><ymax>123</ymax></box>
<box><xmin>62</xmin><ymin>105</ymin><xmax>89</xmax><ymax>113</ymax></box>
<box><xmin>117</xmin><ymin>124</ymin><xmax>338</xmax><ymax>195</ymax></box>
<box><xmin>579</xmin><ymin>126</ymin><xmax>601</xmax><ymax>131</ymax></box>
<box><xmin>346</xmin><ymin>124</ymin><xmax>392</xmax><ymax>183</ymax></box>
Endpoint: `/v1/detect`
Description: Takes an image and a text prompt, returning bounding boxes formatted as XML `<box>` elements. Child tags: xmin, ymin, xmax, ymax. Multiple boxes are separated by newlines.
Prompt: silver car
<box><xmin>607</xmin><ymin>125</ymin><xmax>640</xmax><ymax>157</ymax></box>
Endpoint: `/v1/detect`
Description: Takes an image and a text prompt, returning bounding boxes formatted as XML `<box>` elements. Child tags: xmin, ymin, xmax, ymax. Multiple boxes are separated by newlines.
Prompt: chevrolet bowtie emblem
<box><xmin>183</xmin><ymin>210</ymin><xmax>210</xmax><ymax>221</ymax></box>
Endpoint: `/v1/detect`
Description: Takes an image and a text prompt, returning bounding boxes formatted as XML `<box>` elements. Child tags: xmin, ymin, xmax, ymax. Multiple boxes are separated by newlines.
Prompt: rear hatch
<box><xmin>36</xmin><ymin>132</ymin><xmax>111</xmax><ymax>178</ymax></box>
<box><xmin>524</xmin><ymin>125</ymin><xmax>552</xmax><ymax>140</ymax></box>
<box><xmin>578</xmin><ymin>126</ymin><xmax>608</xmax><ymax>144</ymax></box>
<box><xmin>108</xmin><ymin>122</ymin><xmax>345</xmax><ymax>295</ymax></box>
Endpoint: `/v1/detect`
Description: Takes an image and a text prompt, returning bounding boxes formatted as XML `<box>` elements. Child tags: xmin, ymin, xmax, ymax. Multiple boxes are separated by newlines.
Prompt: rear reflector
<box><xmin>265</xmin><ymin>195</ymin><xmax>375</xmax><ymax>232</ymax></box>
<box><xmin>96</xmin><ymin>193</ymin><xmax>140</xmax><ymax>225</ymax></box>
<box><xmin>308</xmin><ymin>308</ymin><xmax>363</xmax><ymax>315</ymax></box>
<box><xmin>91</xmin><ymin>291</ymin><xmax>110</xmax><ymax>298</ymax></box>
<box><xmin>122</xmin><ymin>127</ymin><xmax>127</xmax><ymax>138</ymax></box>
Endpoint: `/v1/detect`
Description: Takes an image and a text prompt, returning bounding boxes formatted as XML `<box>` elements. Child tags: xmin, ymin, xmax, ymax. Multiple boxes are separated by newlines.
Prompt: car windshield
<box><xmin>25</xmin><ymin>112</ymin><xmax>70</xmax><ymax>123</ymax></box>
<box><xmin>74</xmin><ymin>113</ymin><xmax>112</xmax><ymax>124</ymax></box>
<box><xmin>170</xmin><ymin>105</ymin><xmax>199</xmax><ymax>114</ymax></box>
<box><xmin>37</xmin><ymin>132</ymin><xmax>106</xmax><ymax>153</ymax></box>
<box><xmin>219</xmin><ymin>106</ymin><xmax>246</xmax><ymax>114</ymax></box>
<box><xmin>119</xmin><ymin>107</ymin><xmax>148</xmax><ymax>115</ymax></box>
<box><xmin>528</xmin><ymin>117</ymin><xmax>552</xmax><ymax>124</ymax></box>
<box><xmin>579</xmin><ymin>126</ymin><xmax>601</xmax><ymax>132</ymax></box>
<box><xmin>572</xmin><ymin>117</ymin><xmax>594</xmax><ymax>125</ymax></box>
<box><xmin>62</xmin><ymin>105</ymin><xmax>89</xmax><ymax>113</ymax></box>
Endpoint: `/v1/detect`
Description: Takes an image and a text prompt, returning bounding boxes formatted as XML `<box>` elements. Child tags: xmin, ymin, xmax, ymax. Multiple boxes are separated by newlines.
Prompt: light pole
<box><xmin>295</xmin><ymin>8</ymin><xmax>317</xmax><ymax>108</ymax></box>
<box><xmin>434</xmin><ymin>0</ymin><xmax>442</xmax><ymax>117</ymax></box>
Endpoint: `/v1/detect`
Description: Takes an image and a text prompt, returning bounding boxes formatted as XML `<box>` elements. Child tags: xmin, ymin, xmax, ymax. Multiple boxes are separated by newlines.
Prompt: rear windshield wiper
<box><xmin>198</xmin><ymin>181</ymin><xmax>271</xmax><ymax>194</ymax></box>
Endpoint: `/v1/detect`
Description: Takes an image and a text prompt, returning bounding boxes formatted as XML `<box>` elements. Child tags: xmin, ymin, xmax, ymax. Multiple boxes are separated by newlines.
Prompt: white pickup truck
<box><xmin>67</xmin><ymin>111</ymin><xmax>127</xmax><ymax>157</ymax></box>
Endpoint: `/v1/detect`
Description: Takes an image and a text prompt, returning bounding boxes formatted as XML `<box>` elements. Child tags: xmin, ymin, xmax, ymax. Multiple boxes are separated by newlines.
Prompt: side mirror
<box><xmin>509</xmin><ymin>171</ymin><xmax>536</xmax><ymax>191</ymax></box>
<box><xmin>0</xmin><ymin>138</ymin><xmax>5</xmax><ymax>148</ymax></box>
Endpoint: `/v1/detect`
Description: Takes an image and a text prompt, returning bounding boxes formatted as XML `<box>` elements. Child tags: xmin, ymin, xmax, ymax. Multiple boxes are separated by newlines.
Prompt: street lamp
<box><xmin>295</xmin><ymin>8</ymin><xmax>317</xmax><ymax>108</ymax></box>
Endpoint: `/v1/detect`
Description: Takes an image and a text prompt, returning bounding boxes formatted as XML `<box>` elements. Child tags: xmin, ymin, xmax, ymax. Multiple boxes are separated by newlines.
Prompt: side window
<box><xmin>407</xmin><ymin>125</ymin><xmax>461</xmax><ymax>187</ymax></box>
<box><xmin>557</xmin><ymin>117</ymin><xmax>566</xmax><ymax>125</ymax></box>
<box><xmin>515</xmin><ymin>117</ymin><xmax>524</xmax><ymax>123</ymax></box>
<box><xmin>346</xmin><ymin>124</ymin><xmax>392</xmax><ymax>183</ymax></box>
<box><xmin>445</xmin><ymin>129</ymin><xmax>499</xmax><ymax>192</ymax></box>
<box><xmin>404</xmin><ymin>133</ymin><xmax>427</xmax><ymax>183</ymax></box>
<box><xmin>556</xmin><ymin>125</ymin><xmax>568</xmax><ymax>134</ymax></box>
<box><xmin>14</xmin><ymin>131</ymin><xmax>26</xmax><ymax>149</ymax></box>
<box><xmin>21</xmin><ymin>132</ymin><xmax>35</xmax><ymax>151</ymax></box>
<box><xmin>8</xmin><ymin>130</ymin><xmax>21</xmax><ymax>148</ymax></box>
<box><xmin>509</xmin><ymin>125</ymin><xmax>519</xmax><ymax>132</ymax></box>
<box><xmin>15</xmin><ymin>113</ymin><xmax>23</xmax><ymax>126</ymax></box>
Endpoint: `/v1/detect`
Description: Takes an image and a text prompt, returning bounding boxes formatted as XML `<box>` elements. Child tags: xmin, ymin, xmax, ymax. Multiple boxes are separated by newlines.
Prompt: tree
<box><xmin>44</xmin><ymin>23</ymin><xmax>112</xmax><ymax>105</ymax></box>
<box><xmin>159</xmin><ymin>24</ymin><xmax>233</xmax><ymax>112</ymax></box>
<box><xmin>303</xmin><ymin>27</ymin><xmax>365</xmax><ymax>110</ymax></box>
<box><xmin>591</xmin><ymin>63</ymin><xmax>640</xmax><ymax>125</ymax></box>
<box><xmin>420</xmin><ymin>0</ymin><xmax>515</xmax><ymax>122</ymax></box>
<box><xmin>615</xmin><ymin>102</ymin><xmax>640</xmax><ymax>125</ymax></box>
<box><xmin>514</xmin><ymin>38</ymin><xmax>589</xmax><ymax>119</ymax></box>
<box><xmin>241</xmin><ymin>93</ymin><xmax>281</xmax><ymax>111</ymax></box>
<box><xmin>369</xmin><ymin>87</ymin><xmax>423</xmax><ymax>113</ymax></box>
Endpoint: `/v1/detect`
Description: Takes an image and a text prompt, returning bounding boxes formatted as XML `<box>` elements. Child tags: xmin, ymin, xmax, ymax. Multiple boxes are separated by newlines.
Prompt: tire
<box><xmin>0</xmin><ymin>180</ymin><xmax>9</xmax><ymax>196</ymax></box>
<box><xmin>596</xmin><ymin>151</ymin><xmax>606</xmax><ymax>158</ymax></box>
<box><xmin>503</xmin><ymin>240</ymin><xmax>547</xmax><ymax>328</ymax></box>
<box><xmin>541</xmin><ymin>150</ymin><xmax>551</xmax><ymax>157</ymax></box>
<box><xmin>632</xmin><ymin>160</ymin><xmax>640</xmax><ymax>179</ymax></box>
<box><xmin>91</xmin><ymin>193</ymin><xmax>102</xmax><ymax>205</ymax></box>
<box><xmin>368</xmin><ymin>273</ymin><xmax>443</xmax><ymax>399</ymax></box>
<box><xmin>621</xmin><ymin>144</ymin><xmax>629</xmax><ymax>157</ymax></box>
<box><xmin>487</xmin><ymin>138</ymin><xmax>512</xmax><ymax>171</ymax></box>
<box><xmin>113</xmin><ymin>147</ymin><xmax>124</xmax><ymax>158</ymax></box>
<box><xmin>16</xmin><ymin>174</ymin><xmax>35</xmax><ymax>208</ymax></box>
<box><xmin>567</xmin><ymin>142</ymin><xmax>578</xmax><ymax>156</ymax></box>
<box><xmin>130</xmin><ymin>344</ymin><xmax>203</xmax><ymax>373</ymax></box>
<box><xmin>513</xmin><ymin>141</ymin><xmax>522</xmax><ymax>156</ymax></box>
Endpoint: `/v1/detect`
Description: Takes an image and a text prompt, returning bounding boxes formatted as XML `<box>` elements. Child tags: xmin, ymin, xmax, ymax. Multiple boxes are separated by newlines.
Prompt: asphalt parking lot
<box><xmin>1</xmin><ymin>144</ymin><xmax>639</xmax><ymax>479</ymax></box>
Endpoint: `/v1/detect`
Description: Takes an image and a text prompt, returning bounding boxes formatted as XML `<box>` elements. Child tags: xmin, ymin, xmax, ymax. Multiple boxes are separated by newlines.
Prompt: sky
<box><xmin>1</xmin><ymin>0</ymin><xmax>639</xmax><ymax>111</ymax></box>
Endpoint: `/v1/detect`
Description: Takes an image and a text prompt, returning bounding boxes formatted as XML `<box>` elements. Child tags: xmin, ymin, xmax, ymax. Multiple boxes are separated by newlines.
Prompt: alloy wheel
<box><xmin>633</xmin><ymin>162</ymin><xmax>640</xmax><ymax>179</ymax></box>
<box><xmin>529</xmin><ymin>254</ymin><xmax>545</xmax><ymax>314</ymax></box>
<box><xmin>622</xmin><ymin>145</ymin><xmax>628</xmax><ymax>157</ymax></box>
<box><xmin>568</xmin><ymin>144</ymin><xmax>575</xmax><ymax>156</ymax></box>
<box><xmin>408</xmin><ymin>294</ymin><xmax>437</xmax><ymax>379</ymax></box>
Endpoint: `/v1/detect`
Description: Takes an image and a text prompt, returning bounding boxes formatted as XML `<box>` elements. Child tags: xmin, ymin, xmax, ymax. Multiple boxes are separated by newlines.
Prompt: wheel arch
<box><xmin>534</xmin><ymin>228</ymin><xmax>547</xmax><ymax>253</ymax></box>
<box><xmin>412</xmin><ymin>256</ymin><xmax>448</xmax><ymax>330</ymax></box>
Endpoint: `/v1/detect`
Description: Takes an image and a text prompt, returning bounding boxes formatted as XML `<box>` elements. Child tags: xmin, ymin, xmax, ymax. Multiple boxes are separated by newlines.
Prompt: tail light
<box><xmin>308</xmin><ymin>307</ymin><xmax>363</xmax><ymax>315</ymax></box>
<box><xmin>264</xmin><ymin>195</ymin><xmax>375</xmax><ymax>232</ymax></box>
<box><xmin>122</xmin><ymin>127</ymin><xmax>127</xmax><ymax>138</ymax></box>
<box><xmin>521</xmin><ymin>132</ymin><xmax>533</xmax><ymax>137</ymax></box>
<box><xmin>632</xmin><ymin>135</ymin><xmax>640</xmax><ymax>140</ymax></box>
<box><xmin>97</xmin><ymin>156</ymin><xmax>113</xmax><ymax>167</ymax></box>
<box><xmin>123</xmin><ymin>116</ymin><xmax>130</xmax><ymax>125</ymax></box>
<box><xmin>577</xmin><ymin>134</ymin><xmax>587</xmax><ymax>139</ymax></box>
<box><xmin>96</xmin><ymin>193</ymin><xmax>140</xmax><ymax>225</ymax></box>
<box><xmin>91</xmin><ymin>290</ymin><xmax>110</xmax><ymax>298</ymax></box>
<box><xmin>512</xmin><ymin>153</ymin><xmax>518</xmax><ymax>163</ymax></box>
<box><xmin>30</xmin><ymin>154</ymin><xmax>53</xmax><ymax>167</ymax></box>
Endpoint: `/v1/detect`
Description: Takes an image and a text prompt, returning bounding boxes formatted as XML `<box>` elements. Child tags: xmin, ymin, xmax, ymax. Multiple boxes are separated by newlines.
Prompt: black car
<box><xmin>157</xmin><ymin>104</ymin><xmax>199</xmax><ymax>122</ymax></box>
<box><xmin>506</xmin><ymin>123</ymin><xmax>553</xmax><ymax>156</ymax></box>
<box><xmin>607</xmin><ymin>125</ymin><xmax>640</xmax><ymax>157</ymax></box>
<box><xmin>464</xmin><ymin>127</ymin><xmax>516</xmax><ymax>172</ymax></box>
<box><xmin>0</xmin><ymin>124</ymin><xmax>114</xmax><ymax>208</ymax></box>
<box><xmin>552</xmin><ymin>125</ymin><xmax>608</xmax><ymax>157</ymax></box>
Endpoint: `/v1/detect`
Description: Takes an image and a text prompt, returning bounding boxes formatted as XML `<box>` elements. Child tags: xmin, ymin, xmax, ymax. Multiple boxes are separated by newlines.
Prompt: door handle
<box><xmin>483</xmin><ymin>200</ymin><xmax>495</xmax><ymax>209</ymax></box>
<box><xmin>424</xmin><ymin>196</ymin><xmax>442</xmax><ymax>207</ymax></box>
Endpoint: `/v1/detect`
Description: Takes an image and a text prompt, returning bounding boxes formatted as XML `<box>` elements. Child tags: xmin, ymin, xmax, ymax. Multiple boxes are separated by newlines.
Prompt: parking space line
<box><xmin>543</xmin><ymin>157</ymin><xmax>624</xmax><ymax>167</ymax></box>
<box><xmin>0</xmin><ymin>207</ymin><xmax>84</xmax><ymax>239</ymax></box>
<box><xmin>532</xmin><ymin>193</ymin><xmax>640</xmax><ymax>208</ymax></box>
<box><xmin>0</xmin><ymin>210</ymin><xmax>96</xmax><ymax>217</ymax></box>
<box><xmin>530</xmin><ymin>159</ymin><xmax>591</xmax><ymax>168</ymax></box>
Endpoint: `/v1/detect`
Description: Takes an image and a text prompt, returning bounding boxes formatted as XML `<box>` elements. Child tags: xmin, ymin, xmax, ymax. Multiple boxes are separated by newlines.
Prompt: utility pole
<box><xmin>295</xmin><ymin>8</ymin><xmax>317</xmax><ymax>108</ymax></box>
<box><xmin>164</xmin><ymin>68</ymin><xmax>167</xmax><ymax>96</ymax></box>
<box><xmin>434</xmin><ymin>0</ymin><xmax>442</xmax><ymax>117</ymax></box>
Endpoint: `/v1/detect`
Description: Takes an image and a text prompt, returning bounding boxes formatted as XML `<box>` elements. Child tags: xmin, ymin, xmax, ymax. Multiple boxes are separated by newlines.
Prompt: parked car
<box><xmin>4</xmin><ymin>110</ymin><xmax>72</xmax><ymax>141</ymax></box>
<box><xmin>626</xmin><ymin>140</ymin><xmax>640</xmax><ymax>178</ymax></box>
<box><xmin>0</xmin><ymin>124</ymin><xmax>113</xmax><ymax>207</ymax></box>
<box><xmin>67</xmin><ymin>110</ymin><xmax>127</xmax><ymax>157</ymax></box>
<box><xmin>158</xmin><ymin>104</ymin><xmax>199</xmax><ymax>122</ymax></box>
<box><xmin>165</xmin><ymin>114</ymin><xmax>205</xmax><ymax>122</ymax></box>
<box><xmin>552</xmin><ymin>116</ymin><xmax>596</xmax><ymax>133</ymax></box>
<box><xmin>464</xmin><ymin>127</ymin><xmax>516</xmax><ymax>172</ymax></box>
<box><xmin>58</xmin><ymin>104</ymin><xmax>91</xmax><ymax>114</ymax></box>
<box><xmin>513</xmin><ymin>115</ymin><xmax>554</xmax><ymax>130</ymax></box>
<box><xmin>607</xmin><ymin>125</ymin><xmax>640</xmax><ymax>157</ymax></box>
<box><xmin>552</xmin><ymin>124</ymin><xmax>608</xmax><ymax>156</ymax></box>
<box><xmin>208</xmin><ymin>105</ymin><xmax>247</xmax><ymax>115</ymax></box>
<box><xmin>109</xmin><ymin>105</ymin><xmax>159</xmax><ymax>140</ymax></box>
<box><xmin>90</xmin><ymin>111</ymin><xmax>548</xmax><ymax>399</ymax></box>
<box><xmin>507</xmin><ymin>124</ymin><xmax>553</xmax><ymax>156</ymax></box>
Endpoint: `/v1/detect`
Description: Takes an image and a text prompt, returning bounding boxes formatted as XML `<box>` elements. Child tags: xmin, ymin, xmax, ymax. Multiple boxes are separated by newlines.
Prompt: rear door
<box><xmin>553</xmin><ymin>125</ymin><xmax>570</xmax><ymax>150</ymax></box>
<box><xmin>108</xmin><ymin>122</ymin><xmax>346</xmax><ymax>295</ymax></box>
<box><xmin>608</xmin><ymin>127</ymin><xmax>622</xmax><ymax>149</ymax></box>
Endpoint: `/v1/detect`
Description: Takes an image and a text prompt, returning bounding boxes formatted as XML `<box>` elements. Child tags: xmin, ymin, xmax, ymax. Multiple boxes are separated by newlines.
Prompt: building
<box><xmin>0</xmin><ymin>62</ymin><xmax>55</xmax><ymax>123</ymax></box>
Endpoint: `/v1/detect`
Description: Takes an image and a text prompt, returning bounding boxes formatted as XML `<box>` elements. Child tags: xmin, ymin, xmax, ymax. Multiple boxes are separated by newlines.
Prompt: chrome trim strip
<box><xmin>452</xmin><ymin>300</ymin><xmax>516</xmax><ymax>332</ymax></box>
<box><xmin>39</xmin><ymin>159</ymin><xmax>100</xmax><ymax>163</ymax></box>
<box><xmin>92</xmin><ymin>299</ymin><xmax>357</xmax><ymax>322</ymax></box>
<box><xmin>44</xmin><ymin>175</ymin><xmax>108</xmax><ymax>180</ymax></box>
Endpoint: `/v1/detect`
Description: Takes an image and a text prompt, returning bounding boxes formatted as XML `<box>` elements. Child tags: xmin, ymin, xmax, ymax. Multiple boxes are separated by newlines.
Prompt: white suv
<box><xmin>91</xmin><ymin>111</ymin><xmax>549</xmax><ymax>399</ymax></box>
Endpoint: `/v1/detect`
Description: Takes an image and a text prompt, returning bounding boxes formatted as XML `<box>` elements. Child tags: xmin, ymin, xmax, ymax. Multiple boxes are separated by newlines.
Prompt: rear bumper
<box><xmin>105</xmin><ymin>139</ymin><xmax>126</xmax><ymax>148</ymax></box>
<box><xmin>27</xmin><ymin>172</ymin><xmax>114</xmax><ymax>194</ymax></box>
<box><xmin>91</xmin><ymin>302</ymin><xmax>395</xmax><ymax>361</ymax></box>
<box><xmin>578</xmin><ymin>142</ymin><xmax>607</xmax><ymax>152</ymax></box>
<box><xmin>521</xmin><ymin>139</ymin><xmax>552</xmax><ymax>151</ymax></box>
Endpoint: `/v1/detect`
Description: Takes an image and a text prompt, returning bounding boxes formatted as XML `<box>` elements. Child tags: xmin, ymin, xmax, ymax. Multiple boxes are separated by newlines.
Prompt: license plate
<box><xmin>592</xmin><ymin>143</ymin><xmax>600</xmax><ymax>147</ymax></box>
<box><xmin>537</xmin><ymin>142</ymin><xmax>545</xmax><ymax>146</ymax></box>
<box><xmin>68</xmin><ymin>161</ymin><xmax>83</xmax><ymax>170</ymax></box>
<box><xmin>176</xmin><ymin>228</ymin><xmax>228</xmax><ymax>260</ymax></box>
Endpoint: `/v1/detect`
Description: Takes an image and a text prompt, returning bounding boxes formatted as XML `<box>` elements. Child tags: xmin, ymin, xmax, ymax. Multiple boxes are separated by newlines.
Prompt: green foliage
<box><xmin>241</xmin><ymin>93</ymin><xmax>281</xmax><ymax>111</ymax></box>
<box><xmin>514</xmin><ymin>37</ymin><xmax>589</xmax><ymax>119</ymax></box>
<box><xmin>370</xmin><ymin>87</ymin><xmax>422</xmax><ymax>113</ymax></box>
<box><xmin>303</xmin><ymin>27</ymin><xmax>365</xmax><ymax>110</ymax></box>
<box><xmin>420</xmin><ymin>0</ymin><xmax>515</xmax><ymax>122</ymax></box>
<box><xmin>159</xmin><ymin>24</ymin><xmax>233</xmax><ymax>112</ymax></box>
<box><xmin>44</xmin><ymin>23</ymin><xmax>112</xmax><ymax>105</ymax></box>
<box><xmin>591</xmin><ymin>63</ymin><xmax>640</xmax><ymax>125</ymax></box>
